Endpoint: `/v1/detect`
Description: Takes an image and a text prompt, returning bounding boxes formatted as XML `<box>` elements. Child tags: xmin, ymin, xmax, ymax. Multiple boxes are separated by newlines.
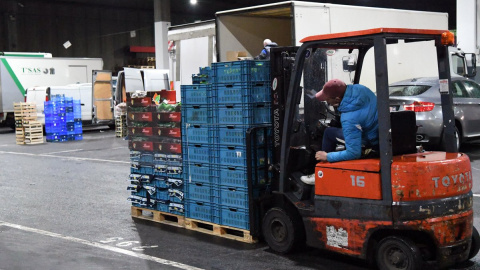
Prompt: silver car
<box><xmin>389</xmin><ymin>76</ymin><xmax>480</xmax><ymax>150</ymax></box>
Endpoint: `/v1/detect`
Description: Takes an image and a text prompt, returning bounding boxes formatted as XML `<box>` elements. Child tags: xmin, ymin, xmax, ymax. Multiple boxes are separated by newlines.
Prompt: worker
<box><xmin>255</xmin><ymin>39</ymin><xmax>278</xmax><ymax>60</ymax></box>
<box><xmin>301</xmin><ymin>79</ymin><xmax>379</xmax><ymax>185</ymax></box>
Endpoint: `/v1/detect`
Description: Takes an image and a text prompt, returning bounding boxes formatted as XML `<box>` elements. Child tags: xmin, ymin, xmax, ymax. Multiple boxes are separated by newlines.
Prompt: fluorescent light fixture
<box><xmin>190</xmin><ymin>0</ymin><xmax>197</xmax><ymax>4</ymax></box>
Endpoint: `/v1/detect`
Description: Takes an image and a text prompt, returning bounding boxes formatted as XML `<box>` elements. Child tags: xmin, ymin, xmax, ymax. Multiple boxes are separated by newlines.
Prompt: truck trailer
<box><xmin>0</xmin><ymin>54</ymin><xmax>103</xmax><ymax>128</ymax></box>
<box><xmin>215</xmin><ymin>1</ymin><xmax>451</xmax><ymax>91</ymax></box>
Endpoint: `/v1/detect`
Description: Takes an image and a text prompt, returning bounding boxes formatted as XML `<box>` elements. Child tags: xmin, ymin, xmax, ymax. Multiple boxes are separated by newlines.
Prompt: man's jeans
<box><xmin>322</xmin><ymin>127</ymin><xmax>344</xmax><ymax>152</ymax></box>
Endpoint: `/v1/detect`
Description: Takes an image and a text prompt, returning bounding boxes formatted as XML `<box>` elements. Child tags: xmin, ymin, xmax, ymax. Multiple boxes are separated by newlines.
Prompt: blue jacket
<box><xmin>327</xmin><ymin>84</ymin><xmax>379</xmax><ymax>163</ymax></box>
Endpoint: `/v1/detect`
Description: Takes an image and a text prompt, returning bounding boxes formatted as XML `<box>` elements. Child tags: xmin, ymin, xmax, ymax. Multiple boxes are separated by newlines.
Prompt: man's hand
<box><xmin>315</xmin><ymin>151</ymin><xmax>328</xmax><ymax>161</ymax></box>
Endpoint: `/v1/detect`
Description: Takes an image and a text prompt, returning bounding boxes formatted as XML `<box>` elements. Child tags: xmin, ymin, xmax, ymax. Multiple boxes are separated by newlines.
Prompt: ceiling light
<box><xmin>190</xmin><ymin>0</ymin><xmax>197</xmax><ymax>4</ymax></box>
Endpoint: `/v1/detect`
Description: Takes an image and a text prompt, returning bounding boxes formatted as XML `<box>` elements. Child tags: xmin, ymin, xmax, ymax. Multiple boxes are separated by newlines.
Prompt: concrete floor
<box><xmin>0</xmin><ymin>126</ymin><xmax>479</xmax><ymax>270</ymax></box>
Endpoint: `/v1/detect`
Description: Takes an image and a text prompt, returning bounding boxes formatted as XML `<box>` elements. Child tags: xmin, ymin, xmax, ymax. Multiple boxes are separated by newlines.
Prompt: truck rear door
<box><xmin>92</xmin><ymin>70</ymin><xmax>113</xmax><ymax>124</ymax></box>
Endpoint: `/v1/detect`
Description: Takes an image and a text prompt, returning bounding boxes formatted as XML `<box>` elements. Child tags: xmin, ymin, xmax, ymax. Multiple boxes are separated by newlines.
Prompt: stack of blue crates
<box><xmin>45</xmin><ymin>95</ymin><xmax>83</xmax><ymax>142</ymax></box>
<box><xmin>181</xmin><ymin>60</ymin><xmax>272</xmax><ymax>230</ymax></box>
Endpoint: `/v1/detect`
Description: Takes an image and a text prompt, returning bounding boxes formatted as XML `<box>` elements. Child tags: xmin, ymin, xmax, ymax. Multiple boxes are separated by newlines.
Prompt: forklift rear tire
<box><xmin>469</xmin><ymin>226</ymin><xmax>480</xmax><ymax>260</ymax></box>
<box><xmin>376</xmin><ymin>236</ymin><xmax>423</xmax><ymax>270</ymax></box>
<box><xmin>262</xmin><ymin>207</ymin><xmax>304</xmax><ymax>254</ymax></box>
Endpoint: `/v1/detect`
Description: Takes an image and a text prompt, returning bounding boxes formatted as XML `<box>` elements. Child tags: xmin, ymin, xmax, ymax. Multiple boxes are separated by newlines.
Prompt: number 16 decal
<box><xmin>350</xmin><ymin>175</ymin><xmax>365</xmax><ymax>187</ymax></box>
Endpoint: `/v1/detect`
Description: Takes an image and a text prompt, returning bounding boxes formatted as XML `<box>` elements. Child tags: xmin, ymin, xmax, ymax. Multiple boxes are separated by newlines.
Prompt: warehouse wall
<box><xmin>0</xmin><ymin>0</ymin><xmax>155</xmax><ymax>74</ymax></box>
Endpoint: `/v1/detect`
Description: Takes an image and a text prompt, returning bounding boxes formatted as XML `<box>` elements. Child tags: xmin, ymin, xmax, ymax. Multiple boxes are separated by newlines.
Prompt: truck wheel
<box><xmin>5</xmin><ymin>114</ymin><xmax>15</xmax><ymax>130</ymax></box>
<box><xmin>262</xmin><ymin>207</ymin><xmax>304</xmax><ymax>254</ymax></box>
<box><xmin>376</xmin><ymin>236</ymin><xmax>422</xmax><ymax>270</ymax></box>
<box><xmin>469</xmin><ymin>226</ymin><xmax>480</xmax><ymax>260</ymax></box>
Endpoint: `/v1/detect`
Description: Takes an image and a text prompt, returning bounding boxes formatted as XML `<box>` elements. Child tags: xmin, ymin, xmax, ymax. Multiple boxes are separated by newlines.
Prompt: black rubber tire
<box><xmin>441</xmin><ymin>126</ymin><xmax>461</xmax><ymax>151</ymax></box>
<box><xmin>5</xmin><ymin>114</ymin><xmax>15</xmax><ymax>130</ymax></box>
<box><xmin>469</xmin><ymin>226</ymin><xmax>480</xmax><ymax>260</ymax></box>
<box><xmin>262</xmin><ymin>207</ymin><xmax>304</xmax><ymax>254</ymax></box>
<box><xmin>376</xmin><ymin>236</ymin><xmax>423</xmax><ymax>270</ymax></box>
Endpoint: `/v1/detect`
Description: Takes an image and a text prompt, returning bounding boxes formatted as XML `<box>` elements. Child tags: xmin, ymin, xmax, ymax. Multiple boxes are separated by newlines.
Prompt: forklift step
<box><xmin>185</xmin><ymin>218</ymin><xmax>257</xmax><ymax>244</ymax></box>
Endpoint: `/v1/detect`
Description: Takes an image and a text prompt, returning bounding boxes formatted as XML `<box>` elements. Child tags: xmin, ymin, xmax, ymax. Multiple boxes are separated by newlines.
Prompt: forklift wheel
<box><xmin>469</xmin><ymin>226</ymin><xmax>480</xmax><ymax>260</ymax></box>
<box><xmin>376</xmin><ymin>236</ymin><xmax>422</xmax><ymax>270</ymax></box>
<box><xmin>262</xmin><ymin>207</ymin><xmax>304</xmax><ymax>254</ymax></box>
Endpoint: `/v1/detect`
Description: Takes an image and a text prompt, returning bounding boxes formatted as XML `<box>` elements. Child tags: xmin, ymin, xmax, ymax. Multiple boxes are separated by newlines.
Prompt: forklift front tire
<box><xmin>262</xmin><ymin>207</ymin><xmax>304</xmax><ymax>254</ymax></box>
<box><xmin>375</xmin><ymin>236</ymin><xmax>423</xmax><ymax>270</ymax></box>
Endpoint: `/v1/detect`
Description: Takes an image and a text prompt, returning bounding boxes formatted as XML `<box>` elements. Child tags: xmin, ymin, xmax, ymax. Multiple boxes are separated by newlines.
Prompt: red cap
<box><xmin>316</xmin><ymin>79</ymin><xmax>347</xmax><ymax>101</ymax></box>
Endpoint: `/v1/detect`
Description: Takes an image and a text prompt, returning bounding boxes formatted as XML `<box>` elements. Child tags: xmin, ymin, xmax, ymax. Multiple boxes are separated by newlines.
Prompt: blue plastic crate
<box><xmin>185</xmin><ymin>200</ymin><xmax>220</xmax><ymax>224</ymax></box>
<box><xmin>212</xmin><ymin>60</ymin><xmax>270</xmax><ymax>83</ymax></box>
<box><xmin>132</xmin><ymin>189</ymin><xmax>148</xmax><ymax>197</ymax></box>
<box><xmin>181</xmin><ymin>124</ymin><xmax>217</xmax><ymax>145</ymax></box>
<box><xmin>156</xmin><ymin>200</ymin><xmax>170</xmax><ymax>212</ymax></box>
<box><xmin>183</xmin><ymin>144</ymin><xmax>214</xmax><ymax>164</ymax></box>
<box><xmin>213</xmin><ymin>82</ymin><xmax>270</xmax><ymax>104</ymax></box>
<box><xmin>214</xmin><ymin>166</ymin><xmax>269</xmax><ymax>188</ymax></box>
<box><xmin>169</xmin><ymin>202</ymin><xmax>185</xmax><ymax>215</ymax></box>
<box><xmin>151</xmin><ymin>176</ymin><xmax>169</xmax><ymax>188</ymax></box>
<box><xmin>181</xmin><ymin>84</ymin><xmax>211</xmax><ymax>105</ymax></box>
<box><xmin>183</xmin><ymin>162</ymin><xmax>211</xmax><ymax>184</ymax></box>
<box><xmin>216</xmin><ymin>104</ymin><xmax>271</xmax><ymax>125</ymax></box>
<box><xmin>156</xmin><ymin>189</ymin><xmax>169</xmax><ymax>201</ymax></box>
<box><xmin>192</xmin><ymin>75</ymin><xmax>210</xmax><ymax>85</ymax></box>
<box><xmin>219</xmin><ymin>187</ymin><xmax>250</xmax><ymax>209</ymax></box>
<box><xmin>185</xmin><ymin>182</ymin><xmax>219</xmax><ymax>204</ymax></box>
<box><xmin>131</xmin><ymin>165</ymin><xmax>154</xmax><ymax>175</ymax></box>
<box><xmin>217</xmin><ymin>146</ymin><xmax>268</xmax><ymax>167</ymax></box>
<box><xmin>220</xmin><ymin>207</ymin><xmax>250</xmax><ymax>230</ymax></box>
<box><xmin>199</xmin><ymin>66</ymin><xmax>212</xmax><ymax>76</ymax></box>
<box><xmin>130</xmin><ymin>151</ymin><xmax>154</xmax><ymax>164</ymax></box>
<box><xmin>217</xmin><ymin>125</ymin><xmax>269</xmax><ymax>146</ymax></box>
<box><xmin>182</xmin><ymin>105</ymin><xmax>215</xmax><ymax>124</ymax></box>
<box><xmin>169</xmin><ymin>188</ymin><xmax>185</xmax><ymax>203</ymax></box>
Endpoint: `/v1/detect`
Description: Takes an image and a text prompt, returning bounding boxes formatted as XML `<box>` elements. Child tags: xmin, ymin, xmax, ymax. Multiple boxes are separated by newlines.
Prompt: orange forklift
<box><xmin>257</xmin><ymin>28</ymin><xmax>480</xmax><ymax>269</ymax></box>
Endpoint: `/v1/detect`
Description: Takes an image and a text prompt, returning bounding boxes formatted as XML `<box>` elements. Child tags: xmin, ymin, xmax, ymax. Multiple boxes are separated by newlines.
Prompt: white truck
<box><xmin>25</xmin><ymin>70</ymin><xmax>116</xmax><ymax>127</ymax></box>
<box><xmin>0</xmin><ymin>53</ymin><xmax>103</xmax><ymax>128</ymax></box>
<box><xmin>456</xmin><ymin>0</ymin><xmax>480</xmax><ymax>82</ymax></box>
<box><xmin>215</xmin><ymin>1</ymin><xmax>452</xmax><ymax>91</ymax></box>
<box><xmin>167</xmin><ymin>20</ymin><xmax>216</xmax><ymax>101</ymax></box>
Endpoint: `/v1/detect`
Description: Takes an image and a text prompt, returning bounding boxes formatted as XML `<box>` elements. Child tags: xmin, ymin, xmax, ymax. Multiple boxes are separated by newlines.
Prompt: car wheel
<box><xmin>376</xmin><ymin>236</ymin><xmax>423</xmax><ymax>270</ymax></box>
<box><xmin>262</xmin><ymin>207</ymin><xmax>305</xmax><ymax>254</ymax></box>
<box><xmin>454</xmin><ymin>126</ymin><xmax>461</xmax><ymax>151</ymax></box>
<box><xmin>441</xmin><ymin>126</ymin><xmax>462</xmax><ymax>151</ymax></box>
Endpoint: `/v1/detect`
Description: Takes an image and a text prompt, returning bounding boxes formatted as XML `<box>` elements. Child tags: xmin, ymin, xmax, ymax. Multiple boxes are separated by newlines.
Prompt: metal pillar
<box><xmin>154</xmin><ymin>0</ymin><xmax>171</xmax><ymax>69</ymax></box>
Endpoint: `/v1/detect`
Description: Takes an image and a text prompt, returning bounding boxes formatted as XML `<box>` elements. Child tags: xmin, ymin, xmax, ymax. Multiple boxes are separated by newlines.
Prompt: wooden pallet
<box><xmin>24</xmin><ymin>137</ymin><xmax>44</xmax><ymax>145</ymax></box>
<box><xmin>131</xmin><ymin>206</ymin><xmax>185</xmax><ymax>228</ymax></box>
<box><xmin>185</xmin><ymin>218</ymin><xmax>257</xmax><ymax>244</ymax></box>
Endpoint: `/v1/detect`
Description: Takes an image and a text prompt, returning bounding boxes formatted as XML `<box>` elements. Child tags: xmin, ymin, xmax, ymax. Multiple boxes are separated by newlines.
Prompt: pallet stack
<box><xmin>127</xmin><ymin>91</ymin><xmax>184</xmax><ymax>219</ymax></box>
<box><xmin>14</xmin><ymin>102</ymin><xmax>43</xmax><ymax>145</ymax></box>
<box><xmin>181</xmin><ymin>60</ymin><xmax>272</xmax><ymax>234</ymax></box>
<box><xmin>115</xmin><ymin>115</ymin><xmax>127</xmax><ymax>137</ymax></box>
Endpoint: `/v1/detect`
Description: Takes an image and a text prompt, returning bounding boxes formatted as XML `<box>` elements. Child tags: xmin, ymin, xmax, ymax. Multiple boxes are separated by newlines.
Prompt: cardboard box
<box><xmin>129</xmin><ymin>127</ymin><xmax>153</xmax><ymax>137</ymax></box>
<box><xmin>153</xmin><ymin>142</ymin><xmax>182</xmax><ymax>154</ymax></box>
<box><xmin>127</xmin><ymin>112</ymin><xmax>153</xmax><ymax>122</ymax></box>
<box><xmin>153</xmin><ymin>127</ymin><xmax>181</xmax><ymax>138</ymax></box>
<box><xmin>129</xmin><ymin>97</ymin><xmax>152</xmax><ymax>107</ymax></box>
<box><xmin>154</xmin><ymin>112</ymin><xmax>181</xmax><ymax>123</ymax></box>
<box><xmin>226</xmin><ymin>51</ymin><xmax>247</xmax><ymax>61</ymax></box>
<box><xmin>129</xmin><ymin>140</ymin><xmax>154</xmax><ymax>152</ymax></box>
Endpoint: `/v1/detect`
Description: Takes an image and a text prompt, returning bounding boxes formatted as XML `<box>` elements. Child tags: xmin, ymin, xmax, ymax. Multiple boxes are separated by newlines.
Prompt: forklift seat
<box><xmin>390</xmin><ymin>111</ymin><xmax>417</xmax><ymax>155</ymax></box>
